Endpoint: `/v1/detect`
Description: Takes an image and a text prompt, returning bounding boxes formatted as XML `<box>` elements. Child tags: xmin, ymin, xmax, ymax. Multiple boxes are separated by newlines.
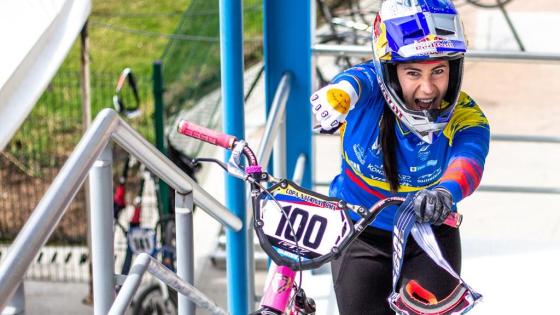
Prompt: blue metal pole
<box><xmin>219</xmin><ymin>0</ymin><xmax>248</xmax><ymax>314</ymax></box>
<box><xmin>264</xmin><ymin>0</ymin><xmax>313</xmax><ymax>188</ymax></box>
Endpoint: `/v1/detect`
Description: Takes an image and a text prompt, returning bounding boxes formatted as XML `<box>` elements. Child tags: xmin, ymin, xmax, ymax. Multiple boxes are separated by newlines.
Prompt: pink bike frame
<box><xmin>260</xmin><ymin>265</ymin><xmax>297</xmax><ymax>313</ymax></box>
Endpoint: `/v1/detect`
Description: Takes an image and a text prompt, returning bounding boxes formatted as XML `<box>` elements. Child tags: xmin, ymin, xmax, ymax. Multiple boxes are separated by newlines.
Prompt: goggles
<box><xmin>388</xmin><ymin>196</ymin><xmax>482</xmax><ymax>315</ymax></box>
<box><xmin>390</xmin><ymin>280</ymin><xmax>478</xmax><ymax>315</ymax></box>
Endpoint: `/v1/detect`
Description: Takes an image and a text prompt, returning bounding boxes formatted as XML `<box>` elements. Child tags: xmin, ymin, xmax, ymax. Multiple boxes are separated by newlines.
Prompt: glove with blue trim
<box><xmin>310</xmin><ymin>80</ymin><xmax>358</xmax><ymax>132</ymax></box>
<box><xmin>413</xmin><ymin>188</ymin><xmax>453</xmax><ymax>225</ymax></box>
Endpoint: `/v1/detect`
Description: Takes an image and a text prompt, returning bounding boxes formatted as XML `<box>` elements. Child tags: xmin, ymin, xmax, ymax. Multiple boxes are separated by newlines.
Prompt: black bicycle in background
<box><xmin>111</xmin><ymin>67</ymin><xmax>200</xmax><ymax>315</ymax></box>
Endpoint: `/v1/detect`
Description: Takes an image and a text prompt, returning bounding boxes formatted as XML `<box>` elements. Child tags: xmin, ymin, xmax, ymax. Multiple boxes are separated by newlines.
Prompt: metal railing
<box><xmin>256</xmin><ymin>73</ymin><xmax>292</xmax><ymax>171</ymax></box>
<box><xmin>312</xmin><ymin>44</ymin><xmax>560</xmax><ymax>62</ymax></box>
<box><xmin>291</xmin><ymin>154</ymin><xmax>307</xmax><ymax>186</ymax></box>
<box><xmin>109</xmin><ymin>253</ymin><xmax>227</xmax><ymax>315</ymax></box>
<box><xmin>0</xmin><ymin>108</ymin><xmax>242</xmax><ymax>314</ymax></box>
<box><xmin>478</xmin><ymin>134</ymin><xmax>560</xmax><ymax>195</ymax></box>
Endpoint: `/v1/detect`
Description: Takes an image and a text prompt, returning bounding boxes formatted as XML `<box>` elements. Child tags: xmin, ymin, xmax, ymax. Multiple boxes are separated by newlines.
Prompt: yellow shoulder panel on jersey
<box><xmin>443</xmin><ymin>92</ymin><xmax>489</xmax><ymax>145</ymax></box>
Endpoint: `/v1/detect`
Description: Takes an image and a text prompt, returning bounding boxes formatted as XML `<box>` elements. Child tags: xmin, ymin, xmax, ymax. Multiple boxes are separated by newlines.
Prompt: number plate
<box><xmin>254</xmin><ymin>180</ymin><xmax>354</xmax><ymax>270</ymax></box>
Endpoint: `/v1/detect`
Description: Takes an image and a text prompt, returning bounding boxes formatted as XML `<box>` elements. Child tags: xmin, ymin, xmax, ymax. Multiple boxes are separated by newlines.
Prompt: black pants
<box><xmin>331</xmin><ymin>225</ymin><xmax>461</xmax><ymax>315</ymax></box>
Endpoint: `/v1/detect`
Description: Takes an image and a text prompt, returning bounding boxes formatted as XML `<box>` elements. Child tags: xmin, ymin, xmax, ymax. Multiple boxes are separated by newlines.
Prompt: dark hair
<box><xmin>380</xmin><ymin>105</ymin><xmax>399</xmax><ymax>193</ymax></box>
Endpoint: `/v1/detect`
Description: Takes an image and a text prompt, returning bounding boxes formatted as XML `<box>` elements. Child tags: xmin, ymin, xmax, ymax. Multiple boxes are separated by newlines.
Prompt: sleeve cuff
<box><xmin>436</xmin><ymin>183</ymin><xmax>463</xmax><ymax>204</ymax></box>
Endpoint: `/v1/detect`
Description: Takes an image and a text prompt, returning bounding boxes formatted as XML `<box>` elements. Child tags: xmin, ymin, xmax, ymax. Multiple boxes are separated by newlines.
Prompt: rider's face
<box><xmin>396</xmin><ymin>60</ymin><xmax>449</xmax><ymax>111</ymax></box>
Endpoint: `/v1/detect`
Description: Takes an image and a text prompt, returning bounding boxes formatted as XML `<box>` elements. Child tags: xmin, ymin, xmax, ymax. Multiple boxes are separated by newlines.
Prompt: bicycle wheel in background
<box><xmin>132</xmin><ymin>283</ymin><xmax>178</xmax><ymax>315</ymax></box>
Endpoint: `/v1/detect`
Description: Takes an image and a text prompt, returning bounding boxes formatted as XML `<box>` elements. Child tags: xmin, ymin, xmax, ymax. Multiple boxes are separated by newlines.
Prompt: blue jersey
<box><xmin>329</xmin><ymin>62</ymin><xmax>490</xmax><ymax>231</ymax></box>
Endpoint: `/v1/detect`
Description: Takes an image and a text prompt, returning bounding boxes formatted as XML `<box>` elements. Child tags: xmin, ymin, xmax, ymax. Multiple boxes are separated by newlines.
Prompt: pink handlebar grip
<box><xmin>444</xmin><ymin>212</ymin><xmax>462</xmax><ymax>228</ymax></box>
<box><xmin>177</xmin><ymin>120</ymin><xmax>236</xmax><ymax>149</ymax></box>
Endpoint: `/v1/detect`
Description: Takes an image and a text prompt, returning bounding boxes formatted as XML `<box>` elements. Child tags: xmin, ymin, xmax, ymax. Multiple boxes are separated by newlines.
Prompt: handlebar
<box><xmin>177</xmin><ymin>120</ymin><xmax>462</xmax><ymax>228</ymax></box>
<box><xmin>177</xmin><ymin>120</ymin><xmax>258</xmax><ymax>167</ymax></box>
<box><xmin>367</xmin><ymin>196</ymin><xmax>461</xmax><ymax>228</ymax></box>
<box><xmin>177</xmin><ymin>120</ymin><xmax>236</xmax><ymax>150</ymax></box>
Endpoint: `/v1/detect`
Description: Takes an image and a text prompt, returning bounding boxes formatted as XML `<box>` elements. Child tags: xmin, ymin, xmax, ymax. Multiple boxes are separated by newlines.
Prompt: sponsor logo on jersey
<box><xmin>353</xmin><ymin>144</ymin><xmax>366</xmax><ymax>165</ymax></box>
<box><xmin>369</xmin><ymin>175</ymin><xmax>386</xmax><ymax>182</ymax></box>
<box><xmin>417</xmin><ymin>168</ymin><xmax>443</xmax><ymax>184</ymax></box>
<box><xmin>371</xmin><ymin>135</ymin><xmax>382</xmax><ymax>155</ymax></box>
<box><xmin>368</xmin><ymin>163</ymin><xmax>385</xmax><ymax>176</ymax></box>
<box><xmin>410</xmin><ymin>159</ymin><xmax>437</xmax><ymax>172</ymax></box>
<box><xmin>418</xmin><ymin>144</ymin><xmax>431</xmax><ymax>161</ymax></box>
<box><xmin>398</xmin><ymin>174</ymin><xmax>412</xmax><ymax>186</ymax></box>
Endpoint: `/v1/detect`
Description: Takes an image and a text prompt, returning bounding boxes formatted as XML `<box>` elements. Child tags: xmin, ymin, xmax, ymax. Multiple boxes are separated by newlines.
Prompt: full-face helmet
<box><xmin>372</xmin><ymin>0</ymin><xmax>467</xmax><ymax>143</ymax></box>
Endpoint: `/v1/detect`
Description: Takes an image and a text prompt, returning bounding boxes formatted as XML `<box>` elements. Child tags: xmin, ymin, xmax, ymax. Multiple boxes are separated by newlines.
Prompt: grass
<box><xmin>161</xmin><ymin>0</ymin><xmax>263</xmax><ymax>118</ymax></box>
<box><xmin>61</xmin><ymin>0</ymin><xmax>263</xmax><ymax>77</ymax></box>
<box><xmin>61</xmin><ymin>0</ymin><xmax>192</xmax><ymax>76</ymax></box>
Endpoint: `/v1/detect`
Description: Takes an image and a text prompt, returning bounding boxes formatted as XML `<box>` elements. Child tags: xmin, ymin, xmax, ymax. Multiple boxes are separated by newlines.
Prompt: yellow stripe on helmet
<box><xmin>374</xmin><ymin>21</ymin><xmax>392</xmax><ymax>61</ymax></box>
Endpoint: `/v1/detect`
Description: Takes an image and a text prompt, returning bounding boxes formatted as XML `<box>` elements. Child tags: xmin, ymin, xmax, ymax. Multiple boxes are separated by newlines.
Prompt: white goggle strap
<box><xmin>411</xmin><ymin>224</ymin><xmax>482</xmax><ymax>301</ymax></box>
<box><xmin>391</xmin><ymin>199</ymin><xmax>482</xmax><ymax>303</ymax></box>
<box><xmin>390</xmin><ymin>195</ymin><xmax>417</xmax><ymax>296</ymax></box>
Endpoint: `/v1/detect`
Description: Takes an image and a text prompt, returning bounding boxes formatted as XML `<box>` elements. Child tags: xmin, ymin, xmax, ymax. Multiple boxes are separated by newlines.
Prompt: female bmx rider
<box><xmin>310</xmin><ymin>0</ymin><xmax>489</xmax><ymax>314</ymax></box>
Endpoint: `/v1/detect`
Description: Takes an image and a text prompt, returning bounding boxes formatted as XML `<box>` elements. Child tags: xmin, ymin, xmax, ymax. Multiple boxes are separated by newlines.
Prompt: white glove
<box><xmin>310</xmin><ymin>80</ymin><xmax>358</xmax><ymax>132</ymax></box>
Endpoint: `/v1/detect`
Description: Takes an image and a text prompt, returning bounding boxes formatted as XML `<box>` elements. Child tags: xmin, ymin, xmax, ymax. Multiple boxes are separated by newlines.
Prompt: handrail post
<box><xmin>273</xmin><ymin>116</ymin><xmax>287</xmax><ymax>178</ymax></box>
<box><xmin>219</xmin><ymin>0</ymin><xmax>248</xmax><ymax>314</ymax></box>
<box><xmin>175</xmin><ymin>191</ymin><xmax>195</xmax><ymax>315</ymax></box>
<box><xmin>89</xmin><ymin>143</ymin><xmax>115</xmax><ymax>315</ymax></box>
<box><xmin>108</xmin><ymin>254</ymin><xmax>150</xmax><ymax>315</ymax></box>
<box><xmin>2</xmin><ymin>281</ymin><xmax>25</xmax><ymax>315</ymax></box>
<box><xmin>265</xmin><ymin>0</ymin><xmax>312</xmax><ymax>187</ymax></box>
<box><xmin>153</xmin><ymin>61</ymin><xmax>170</xmax><ymax>217</ymax></box>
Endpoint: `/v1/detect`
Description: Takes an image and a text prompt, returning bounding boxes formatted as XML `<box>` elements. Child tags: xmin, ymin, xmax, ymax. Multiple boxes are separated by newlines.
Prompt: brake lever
<box><xmin>226</xmin><ymin>140</ymin><xmax>248</xmax><ymax>179</ymax></box>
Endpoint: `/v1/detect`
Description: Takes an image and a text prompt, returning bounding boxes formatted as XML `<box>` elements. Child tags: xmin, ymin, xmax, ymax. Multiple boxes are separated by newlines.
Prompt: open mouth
<box><xmin>414</xmin><ymin>98</ymin><xmax>435</xmax><ymax>110</ymax></box>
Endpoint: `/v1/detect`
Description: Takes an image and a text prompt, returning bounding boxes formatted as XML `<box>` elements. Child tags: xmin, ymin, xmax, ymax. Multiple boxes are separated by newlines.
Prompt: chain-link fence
<box><xmin>0</xmin><ymin>70</ymin><xmax>154</xmax><ymax>246</ymax></box>
<box><xmin>161</xmin><ymin>0</ymin><xmax>263</xmax><ymax>158</ymax></box>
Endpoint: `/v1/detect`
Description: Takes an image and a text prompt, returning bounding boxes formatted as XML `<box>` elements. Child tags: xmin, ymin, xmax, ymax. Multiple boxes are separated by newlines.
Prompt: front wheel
<box><xmin>132</xmin><ymin>283</ymin><xmax>178</xmax><ymax>315</ymax></box>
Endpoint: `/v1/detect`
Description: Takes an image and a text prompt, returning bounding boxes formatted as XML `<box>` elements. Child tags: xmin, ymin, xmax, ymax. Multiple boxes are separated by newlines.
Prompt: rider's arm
<box><xmin>436</xmin><ymin>99</ymin><xmax>490</xmax><ymax>204</ymax></box>
<box><xmin>330</xmin><ymin>63</ymin><xmax>380</xmax><ymax>108</ymax></box>
<box><xmin>311</xmin><ymin>63</ymin><xmax>380</xmax><ymax>131</ymax></box>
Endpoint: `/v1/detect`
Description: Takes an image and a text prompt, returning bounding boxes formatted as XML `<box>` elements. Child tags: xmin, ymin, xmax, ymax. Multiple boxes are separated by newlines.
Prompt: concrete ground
<box><xmin>9</xmin><ymin>1</ymin><xmax>560</xmax><ymax>314</ymax></box>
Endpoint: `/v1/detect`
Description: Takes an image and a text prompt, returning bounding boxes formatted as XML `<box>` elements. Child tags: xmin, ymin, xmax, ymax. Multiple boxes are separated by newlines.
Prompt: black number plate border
<box><xmin>253</xmin><ymin>180</ymin><xmax>356</xmax><ymax>271</ymax></box>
